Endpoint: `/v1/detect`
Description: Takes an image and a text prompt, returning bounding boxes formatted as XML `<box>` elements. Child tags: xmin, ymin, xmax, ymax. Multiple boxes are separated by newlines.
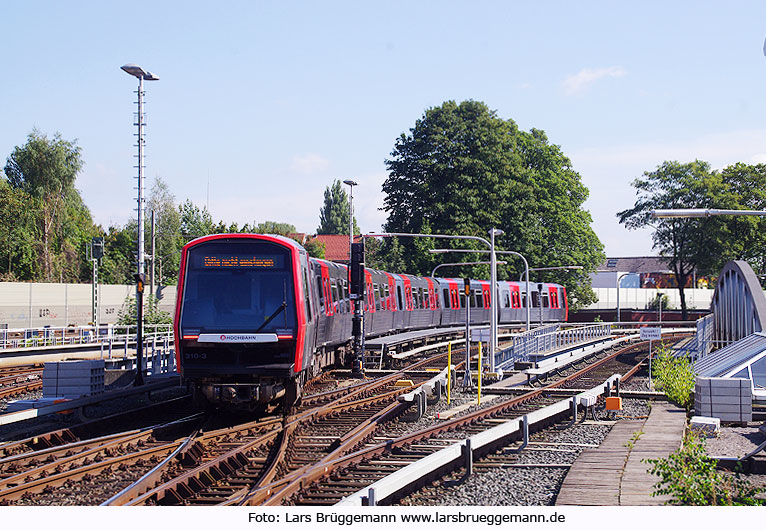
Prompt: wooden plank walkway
<box><xmin>555</xmin><ymin>402</ymin><xmax>686</xmax><ymax>506</ymax></box>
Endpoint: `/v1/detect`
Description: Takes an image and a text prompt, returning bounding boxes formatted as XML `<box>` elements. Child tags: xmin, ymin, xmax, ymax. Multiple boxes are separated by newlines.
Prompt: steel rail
<box><xmin>249</xmin><ymin>339</ymin><xmax>666</xmax><ymax>506</ymax></box>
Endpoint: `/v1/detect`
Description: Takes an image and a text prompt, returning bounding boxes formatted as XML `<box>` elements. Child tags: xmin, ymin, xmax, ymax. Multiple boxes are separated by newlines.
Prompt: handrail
<box><xmin>0</xmin><ymin>324</ymin><xmax>172</xmax><ymax>350</ymax></box>
<box><xmin>495</xmin><ymin>323</ymin><xmax>613</xmax><ymax>369</ymax></box>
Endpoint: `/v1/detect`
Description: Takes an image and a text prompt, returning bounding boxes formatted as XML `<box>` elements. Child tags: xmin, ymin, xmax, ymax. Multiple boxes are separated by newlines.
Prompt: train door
<box><xmin>510</xmin><ymin>283</ymin><xmax>521</xmax><ymax>323</ymax></box>
<box><xmin>548</xmin><ymin>285</ymin><xmax>559</xmax><ymax>321</ymax></box>
<box><xmin>480</xmin><ymin>281</ymin><xmax>491</xmax><ymax>325</ymax></box>
<box><xmin>315</xmin><ymin>262</ymin><xmax>334</xmax><ymax>345</ymax></box>
<box><xmin>402</xmin><ymin>275</ymin><xmax>413</xmax><ymax>329</ymax></box>
<box><xmin>298</xmin><ymin>252</ymin><xmax>316</xmax><ymax>371</ymax></box>
<box><xmin>364</xmin><ymin>270</ymin><xmax>375</xmax><ymax>335</ymax></box>
<box><xmin>425</xmin><ymin>278</ymin><xmax>438</xmax><ymax>327</ymax></box>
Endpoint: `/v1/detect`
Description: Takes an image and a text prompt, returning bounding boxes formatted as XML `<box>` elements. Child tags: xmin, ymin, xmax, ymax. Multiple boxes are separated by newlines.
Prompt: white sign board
<box><xmin>470</xmin><ymin>327</ymin><xmax>491</xmax><ymax>343</ymax></box>
<box><xmin>639</xmin><ymin>327</ymin><xmax>662</xmax><ymax>341</ymax></box>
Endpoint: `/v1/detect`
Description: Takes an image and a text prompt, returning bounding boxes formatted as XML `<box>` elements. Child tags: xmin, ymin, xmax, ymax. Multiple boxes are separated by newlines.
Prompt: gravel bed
<box><xmin>397</xmin><ymin>417</ymin><xmax>613</xmax><ymax>506</ymax></box>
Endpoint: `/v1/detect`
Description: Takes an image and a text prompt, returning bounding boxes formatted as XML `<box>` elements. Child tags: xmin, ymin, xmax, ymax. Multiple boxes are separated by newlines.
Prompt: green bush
<box><xmin>117</xmin><ymin>294</ymin><xmax>172</xmax><ymax>326</ymax></box>
<box><xmin>647</xmin><ymin>432</ymin><xmax>764</xmax><ymax>505</ymax></box>
<box><xmin>651</xmin><ymin>345</ymin><xmax>695</xmax><ymax>410</ymax></box>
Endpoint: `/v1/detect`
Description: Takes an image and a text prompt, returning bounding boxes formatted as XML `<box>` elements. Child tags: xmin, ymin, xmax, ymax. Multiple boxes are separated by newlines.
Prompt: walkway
<box><xmin>555</xmin><ymin>401</ymin><xmax>686</xmax><ymax>506</ymax></box>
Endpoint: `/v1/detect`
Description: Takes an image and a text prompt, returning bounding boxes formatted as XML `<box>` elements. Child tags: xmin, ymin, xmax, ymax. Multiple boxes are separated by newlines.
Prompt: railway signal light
<box><xmin>91</xmin><ymin>237</ymin><xmax>104</xmax><ymax>260</ymax></box>
<box><xmin>464</xmin><ymin>278</ymin><xmax>471</xmax><ymax>296</ymax></box>
<box><xmin>350</xmin><ymin>242</ymin><xmax>365</xmax><ymax>298</ymax></box>
<box><xmin>134</xmin><ymin>273</ymin><xmax>146</xmax><ymax>293</ymax></box>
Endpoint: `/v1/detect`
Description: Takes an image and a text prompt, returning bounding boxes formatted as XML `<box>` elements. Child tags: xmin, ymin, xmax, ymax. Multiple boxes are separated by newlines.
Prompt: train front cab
<box><xmin>174</xmin><ymin>234</ymin><xmax>314</xmax><ymax>409</ymax></box>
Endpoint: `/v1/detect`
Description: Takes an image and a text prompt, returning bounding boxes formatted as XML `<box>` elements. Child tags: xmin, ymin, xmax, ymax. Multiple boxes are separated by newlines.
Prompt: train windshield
<box><xmin>180</xmin><ymin>241</ymin><xmax>296</xmax><ymax>333</ymax></box>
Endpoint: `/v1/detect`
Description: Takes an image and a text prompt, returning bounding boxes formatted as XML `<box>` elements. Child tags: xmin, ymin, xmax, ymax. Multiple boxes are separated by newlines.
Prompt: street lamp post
<box><xmin>519</xmin><ymin>265</ymin><xmax>584</xmax><ymax>281</ymax></box>
<box><xmin>366</xmin><ymin>231</ymin><xmax>501</xmax><ymax>371</ymax></box>
<box><xmin>616</xmin><ymin>272</ymin><xmax>632</xmax><ymax>324</ymax></box>
<box><xmin>343</xmin><ymin>180</ymin><xmax>358</xmax><ymax>260</ymax></box>
<box><xmin>432</xmin><ymin>261</ymin><xmax>507</xmax><ymax>277</ymax></box>
<box><xmin>122</xmin><ymin>63</ymin><xmax>159</xmax><ymax>386</ymax></box>
<box><xmin>489</xmin><ymin>228</ymin><xmax>503</xmax><ymax>361</ymax></box>
<box><xmin>652</xmin><ymin>209</ymin><xmax>766</xmax><ymax>218</ymax></box>
<box><xmin>431</xmin><ymin>248</ymin><xmax>531</xmax><ymax>332</ymax></box>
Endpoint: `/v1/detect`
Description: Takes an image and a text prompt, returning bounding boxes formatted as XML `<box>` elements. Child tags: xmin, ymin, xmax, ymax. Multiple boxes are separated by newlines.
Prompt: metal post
<box><xmin>92</xmin><ymin>257</ymin><xmax>98</xmax><ymax>327</ymax></box>
<box><xmin>135</xmin><ymin>274</ymin><xmax>145</xmax><ymax>386</ymax></box>
<box><xmin>150</xmin><ymin>210</ymin><xmax>156</xmax><ymax>303</ymax></box>
<box><xmin>490</xmin><ymin>229</ymin><xmax>498</xmax><ymax>371</ymax></box>
<box><xmin>447</xmin><ymin>342</ymin><xmax>452</xmax><ymax>404</ymax></box>
<box><xmin>463</xmin><ymin>281</ymin><xmax>471</xmax><ymax>386</ymax></box>
<box><xmin>478</xmin><ymin>341</ymin><xmax>482</xmax><ymax>405</ymax></box>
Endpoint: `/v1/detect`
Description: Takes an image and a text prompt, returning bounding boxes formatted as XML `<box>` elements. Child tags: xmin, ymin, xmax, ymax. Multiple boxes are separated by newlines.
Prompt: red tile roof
<box><xmin>311</xmin><ymin>234</ymin><xmax>361</xmax><ymax>263</ymax></box>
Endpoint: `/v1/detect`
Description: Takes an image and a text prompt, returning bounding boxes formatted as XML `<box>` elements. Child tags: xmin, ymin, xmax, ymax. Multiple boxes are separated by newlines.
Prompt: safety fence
<box><xmin>0</xmin><ymin>324</ymin><xmax>173</xmax><ymax>351</ymax></box>
<box><xmin>674</xmin><ymin>313</ymin><xmax>715</xmax><ymax>361</ymax></box>
<box><xmin>495</xmin><ymin>323</ymin><xmax>613</xmax><ymax>369</ymax></box>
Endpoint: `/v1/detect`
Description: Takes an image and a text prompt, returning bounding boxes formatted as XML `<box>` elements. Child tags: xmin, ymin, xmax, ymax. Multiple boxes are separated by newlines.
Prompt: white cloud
<box><xmin>562</xmin><ymin>66</ymin><xmax>627</xmax><ymax>95</ymax></box>
<box><xmin>289</xmin><ymin>153</ymin><xmax>330</xmax><ymax>174</ymax></box>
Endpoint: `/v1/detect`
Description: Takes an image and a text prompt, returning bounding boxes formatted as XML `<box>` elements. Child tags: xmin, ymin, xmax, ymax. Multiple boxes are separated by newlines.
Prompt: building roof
<box><xmin>311</xmin><ymin>234</ymin><xmax>361</xmax><ymax>262</ymax></box>
<box><xmin>694</xmin><ymin>332</ymin><xmax>766</xmax><ymax>377</ymax></box>
<box><xmin>287</xmin><ymin>233</ymin><xmax>307</xmax><ymax>245</ymax></box>
<box><xmin>596</xmin><ymin>256</ymin><xmax>675</xmax><ymax>274</ymax></box>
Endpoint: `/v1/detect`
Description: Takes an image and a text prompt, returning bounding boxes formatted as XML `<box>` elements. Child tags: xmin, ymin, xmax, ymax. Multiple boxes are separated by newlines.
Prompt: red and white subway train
<box><xmin>173</xmin><ymin>233</ymin><xmax>568</xmax><ymax>409</ymax></box>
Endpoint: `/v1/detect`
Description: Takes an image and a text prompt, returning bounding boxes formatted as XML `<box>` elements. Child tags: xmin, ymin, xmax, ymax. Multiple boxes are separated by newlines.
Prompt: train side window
<box><xmin>503</xmin><ymin>291</ymin><xmax>510</xmax><ymax>308</ymax></box>
<box><xmin>397</xmin><ymin>285</ymin><xmax>404</xmax><ymax>310</ymax></box>
<box><xmin>443</xmin><ymin>288</ymin><xmax>450</xmax><ymax>308</ymax></box>
<box><xmin>316</xmin><ymin>276</ymin><xmax>325</xmax><ymax>311</ymax></box>
<box><xmin>521</xmin><ymin>291</ymin><xmax>528</xmax><ymax>308</ymax></box>
<box><xmin>303</xmin><ymin>270</ymin><xmax>312</xmax><ymax>320</ymax></box>
<box><xmin>542</xmin><ymin>293</ymin><xmax>549</xmax><ymax>308</ymax></box>
<box><xmin>531</xmin><ymin>291</ymin><xmax>540</xmax><ymax>308</ymax></box>
<box><xmin>375</xmin><ymin>284</ymin><xmax>382</xmax><ymax>311</ymax></box>
<box><xmin>384</xmin><ymin>285</ymin><xmax>391</xmax><ymax>310</ymax></box>
<box><xmin>330</xmin><ymin>282</ymin><xmax>339</xmax><ymax>312</ymax></box>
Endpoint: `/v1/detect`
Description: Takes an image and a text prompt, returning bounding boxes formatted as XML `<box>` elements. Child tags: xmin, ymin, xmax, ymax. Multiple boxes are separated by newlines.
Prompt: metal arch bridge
<box><xmin>710</xmin><ymin>260</ymin><xmax>766</xmax><ymax>349</ymax></box>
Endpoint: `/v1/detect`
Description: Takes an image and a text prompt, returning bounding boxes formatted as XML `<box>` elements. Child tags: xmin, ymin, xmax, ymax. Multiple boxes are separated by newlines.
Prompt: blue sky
<box><xmin>4</xmin><ymin>1</ymin><xmax>766</xmax><ymax>259</ymax></box>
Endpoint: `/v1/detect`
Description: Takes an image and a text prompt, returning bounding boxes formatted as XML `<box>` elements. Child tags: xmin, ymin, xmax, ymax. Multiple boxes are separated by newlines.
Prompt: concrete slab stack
<box><xmin>694</xmin><ymin>377</ymin><xmax>752</xmax><ymax>424</ymax></box>
<box><xmin>42</xmin><ymin>359</ymin><xmax>105</xmax><ymax>399</ymax></box>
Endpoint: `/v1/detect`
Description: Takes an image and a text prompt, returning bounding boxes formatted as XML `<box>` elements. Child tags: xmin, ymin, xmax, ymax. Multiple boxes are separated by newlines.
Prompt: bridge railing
<box><xmin>673</xmin><ymin>313</ymin><xmax>714</xmax><ymax>360</ymax></box>
<box><xmin>495</xmin><ymin>322</ymin><xmax>613</xmax><ymax>370</ymax></box>
<box><xmin>0</xmin><ymin>324</ymin><xmax>173</xmax><ymax>351</ymax></box>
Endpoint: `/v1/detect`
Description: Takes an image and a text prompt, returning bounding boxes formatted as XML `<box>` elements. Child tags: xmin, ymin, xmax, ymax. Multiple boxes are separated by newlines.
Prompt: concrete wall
<box><xmin>0</xmin><ymin>282</ymin><xmax>177</xmax><ymax>329</ymax></box>
<box><xmin>587</xmin><ymin>288</ymin><xmax>714</xmax><ymax>311</ymax></box>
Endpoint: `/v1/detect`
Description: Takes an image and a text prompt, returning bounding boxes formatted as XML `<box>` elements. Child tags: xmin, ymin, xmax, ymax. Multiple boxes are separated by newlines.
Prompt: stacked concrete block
<box><xmin>695</xmin><ymin>377</ymin><xmax>752</xmax><ymax>424</ymax></box>
<box><xmin>43</xmin><ymin>359</ymin><xmax>105</xmax><ymax>399</ymax></box>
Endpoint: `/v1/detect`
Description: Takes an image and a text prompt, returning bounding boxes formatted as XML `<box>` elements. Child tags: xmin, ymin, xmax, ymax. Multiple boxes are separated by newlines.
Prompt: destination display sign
<box><xmin>195</xmin><ymin>254</ymin><xmax>284</xmax><ymax>269</ymax></box>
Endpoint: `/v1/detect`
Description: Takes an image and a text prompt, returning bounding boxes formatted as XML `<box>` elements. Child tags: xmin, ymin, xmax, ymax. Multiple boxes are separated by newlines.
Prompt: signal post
<box><xmin>350</xmin><ymin>241</ymin><xmax>365</xmax><ymax>377</ymax></box>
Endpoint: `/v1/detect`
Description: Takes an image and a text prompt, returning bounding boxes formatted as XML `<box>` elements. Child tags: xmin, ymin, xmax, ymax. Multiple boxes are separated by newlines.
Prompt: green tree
<box><xmin>147</xmin><ymin>178</ymin><xmax>182</xmax><ymax>284</ymax></box>
<box><xmin>382</xmin><ymin>100</ymin><xmax>604</xmax><ymax>309</ymax></box>
<box><xmin>0</xmin><ymin>179</ymin><xmax>35</xmax><ymax>280</ymax></box>
<box><xmin>99</xmin><ymin>224</ymin><xmax>135</xmax><ymax>284</ymax></box>
<box><xmin>317</xmin><ymin>180</ymin><xmax>359</xmax><ymax>235</ymax></box>
<box><xmin>253</xmin><ymin>221</ymin><xmax>296</xmax><ymax>235</ymax></box>
<box><xmin>617</xmin><ymin>160</ymin><xmax>738</xmax><ymax>319</ymax></box>
<box><xmin>4</xmin><ymin>130</ymin><xmax>84</xmax><ymax>281</ymax></box>
<box><xmin>720</xmin><ymin>162</ymin><xmax>766</xmax><ymax>276</ymax></box>
<box><xmin>179</xmin><ymin>199</ymin><xmax>214</xmax><ymax>241</ymax></box>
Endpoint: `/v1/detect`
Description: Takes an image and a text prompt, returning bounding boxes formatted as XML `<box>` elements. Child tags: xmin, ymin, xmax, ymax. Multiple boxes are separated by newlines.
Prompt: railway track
<box><xmin>0</xmin><ymin>365</ymin><xmax>43</xmax><ymax>402</ymax></box>
<box><xmin>0</xmin><ymin>336</ymin><xmax>680</xmax><ymax>506</ymax></box>
<box><xmin>280</xmin><ymin>340</ymin><xmax>662</xmax><ymax>506</ymax></box>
